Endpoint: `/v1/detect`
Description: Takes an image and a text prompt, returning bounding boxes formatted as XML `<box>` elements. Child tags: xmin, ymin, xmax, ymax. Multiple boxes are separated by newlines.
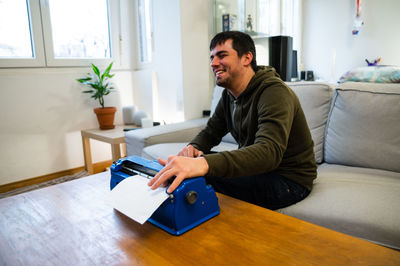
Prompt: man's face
<box><xmin>210</xmin><ymin>39</ymin><xmax>247</xmax><ymax>88</ymax></box>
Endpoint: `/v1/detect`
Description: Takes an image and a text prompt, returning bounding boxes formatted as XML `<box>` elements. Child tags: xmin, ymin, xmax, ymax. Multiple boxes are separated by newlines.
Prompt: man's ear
<box><xmin>241</xmin><ymin>52</ymin><xmax>253</xmax><ymax>67</ymax></box>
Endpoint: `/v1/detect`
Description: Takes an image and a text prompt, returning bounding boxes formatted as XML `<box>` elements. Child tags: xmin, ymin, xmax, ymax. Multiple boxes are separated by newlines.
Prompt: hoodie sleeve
<box><xmin>189</xmin><ymin>96</ymin><xmax>230</xmax><ymax>153</ymax></box>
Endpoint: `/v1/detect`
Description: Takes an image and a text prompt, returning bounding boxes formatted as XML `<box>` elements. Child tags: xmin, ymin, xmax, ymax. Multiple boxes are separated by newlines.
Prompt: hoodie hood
<box><xmin>238</xmin><ymin>66</ymin><xmax>282</xmax><ymax>99</ymax></box>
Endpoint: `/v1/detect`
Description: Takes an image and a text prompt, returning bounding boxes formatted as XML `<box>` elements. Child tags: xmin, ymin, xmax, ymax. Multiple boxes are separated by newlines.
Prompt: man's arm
<box><xmin>148</xmin><ymin>156</ymin><xmax>209</xmax><ymax>193</ymax></box>
<box><xmin>148</xmin><ymin>92</ymin><xmax>229</xmax><ymax>193</ymax></box>
<box><xmin>189</xmin><ymin>95</ymin><xmax>230</xmax><ymax>153</ymax></box>
<box><xmin>151</xmin><ymin>135</ymin><xmax>206</xmax><ymax>193</ymax></box>
<box><xmin>177</xmin><ymin>144</ymin><xmax>204</xmax><ymax>157</ymax></box>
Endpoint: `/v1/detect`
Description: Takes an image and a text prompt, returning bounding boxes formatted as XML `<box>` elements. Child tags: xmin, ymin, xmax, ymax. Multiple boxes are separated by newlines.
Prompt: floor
<box><xmin>0</xmin><ymin>171</ymin><xmax>90</xmax><ymax>199</ymax></box>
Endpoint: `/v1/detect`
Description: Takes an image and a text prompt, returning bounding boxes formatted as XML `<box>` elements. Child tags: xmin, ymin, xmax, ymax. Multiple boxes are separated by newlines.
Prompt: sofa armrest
<box><xmin>125</xmin><ymin>118</ymin><xmax>208</xmax><ymax>156</ymax></box>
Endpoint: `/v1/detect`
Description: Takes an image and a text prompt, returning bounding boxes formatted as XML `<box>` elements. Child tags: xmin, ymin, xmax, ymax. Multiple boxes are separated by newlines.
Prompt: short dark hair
<box><xmin>210</xmin><ymin>31</ymin><xmax>257</xmax><ymax>71</ymax></box>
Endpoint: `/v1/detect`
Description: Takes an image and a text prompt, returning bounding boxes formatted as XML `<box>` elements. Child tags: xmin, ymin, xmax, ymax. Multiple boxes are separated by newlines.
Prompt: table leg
<box><xmin>111</xmin><ymin>144</ymin><xmax>122</xmax><ymax>163</ymax></box>
<box><xmin>82</xmin><ymin>135</ymin><xmax>94</xmax><ymax>174</ymax></box>
<box><xmin>122</xmin><ymin>143</ymin><xmax>127</xmax><ymax>158</ymax></box>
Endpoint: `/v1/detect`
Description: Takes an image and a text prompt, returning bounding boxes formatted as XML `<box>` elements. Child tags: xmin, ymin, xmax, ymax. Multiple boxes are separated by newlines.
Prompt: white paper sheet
<box><xmin>107</xmin><ymin>175</ymin><xmax>169</xmax><ymax>224</ymax></box>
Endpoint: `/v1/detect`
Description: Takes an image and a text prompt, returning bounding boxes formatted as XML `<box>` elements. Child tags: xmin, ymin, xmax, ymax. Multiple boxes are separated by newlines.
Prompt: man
<box><xmin>148</xmin><ymin>31</ymin><xmax>317</xmax><ymax>210</ymax></box>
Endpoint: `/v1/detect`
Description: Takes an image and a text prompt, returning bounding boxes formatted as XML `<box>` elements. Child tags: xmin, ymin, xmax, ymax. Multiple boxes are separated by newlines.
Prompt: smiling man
<box><xmin>148</xmin><ymin>31</ymin><xmax>317</xmax><ymax>210</ymax></box>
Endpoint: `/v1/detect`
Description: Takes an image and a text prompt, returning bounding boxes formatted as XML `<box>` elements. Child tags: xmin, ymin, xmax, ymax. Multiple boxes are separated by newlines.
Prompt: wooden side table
<box><xmin>81</xmin><ymin>125</ymin><xmax>139</xmax><ymax>174</ymax></box>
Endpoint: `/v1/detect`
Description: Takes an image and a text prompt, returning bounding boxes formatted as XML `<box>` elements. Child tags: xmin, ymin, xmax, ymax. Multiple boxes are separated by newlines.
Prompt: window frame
<box><xmin>136</xmin><ymin>0</ymin><xmax>153</xmax><ymax>69</ymax></box>
<box><xmin>0</xmin><ymin>0</ymin><xmax>45</xmax><ymax>68</ymax></box>
<box><xmin>0</xmin><ymin>0</ymin><xmax>121</xmax><ymax>68</ymax></box>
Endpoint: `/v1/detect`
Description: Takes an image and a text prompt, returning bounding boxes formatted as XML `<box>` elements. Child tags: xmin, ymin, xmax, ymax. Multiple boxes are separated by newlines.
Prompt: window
<box><xmin>0</xmin><ymin>0</ymin><xmax>45</xmax><ymax>67</ymax></box>
<box><xmin>258</xmin><ymin>0</ymin><xmax>298</xmax><ymax>37</ymax></box>
<box><xmin>48</xmin><ymin>0</ymin><xmax>111</xmax><ymax>59</ymax></box>
<box><xmin>257</xmin><ymin>0</ymin><xmax>301</xmax><ymax>50</ymax></box>
<box><xmin>0</xmin><ymin>0</ymin><xmax>120</xmax><ymax>68</ymax></box>
<box><xmin>214</xmin><ymin>0</ymin><xmax>300</xmax><ymax>47</ymax></box>
<box><xmin>257</xmin><ymin>0</ymin><xmax>280</xmax><ymax>36</ymax></box>
<box><xmin>0</xmin><ymin>0</ymin><xmax>33</xmax><ymax>58</ymax></box>
<box><xmin>137</xmin><ymin>0</ymin><xmax>153</xmax><ymax>66</ymax></box>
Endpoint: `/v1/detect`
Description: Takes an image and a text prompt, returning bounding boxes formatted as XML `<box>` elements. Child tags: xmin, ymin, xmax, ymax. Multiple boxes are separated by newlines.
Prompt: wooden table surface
<box><xmin>1</xmin><ymin>172</ymin><xmax>399</xmax><ymax>265</ymax></box>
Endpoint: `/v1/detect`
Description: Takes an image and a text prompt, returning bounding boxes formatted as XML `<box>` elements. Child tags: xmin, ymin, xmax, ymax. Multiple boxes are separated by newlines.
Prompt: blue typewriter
<box><xmin>110</xmin><ymin>155</ymin><xmax>220</xmax><ymax>235</ymax></box>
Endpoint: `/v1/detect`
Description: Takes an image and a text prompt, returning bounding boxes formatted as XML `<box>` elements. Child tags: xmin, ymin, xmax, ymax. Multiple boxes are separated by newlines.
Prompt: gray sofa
<box><xmin>125</xmin><ymin>81</ymin><xmax>400</xmax><ymax>250</ymax></box>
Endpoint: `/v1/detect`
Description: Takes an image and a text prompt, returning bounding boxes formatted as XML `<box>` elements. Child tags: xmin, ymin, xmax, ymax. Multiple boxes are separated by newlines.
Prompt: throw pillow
<box><xmin>339</xmin><ymin>66</ymin><xmax>400</xmax><ymax>83</ymax></box>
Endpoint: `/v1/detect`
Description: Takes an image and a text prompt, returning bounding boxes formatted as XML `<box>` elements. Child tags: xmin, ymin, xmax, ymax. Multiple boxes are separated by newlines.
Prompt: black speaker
<box><xmin>300</xmin><ymin>70</ymin><xmax>314</xmax><ymax>81</ymax></box>
<box><xmin>268</xmin><ymin>36</ymin><xmax>293</xmax><ymax>81</ymax></box>
<box><xmin>306</xmin><ymin>71</ymin><xmax>314</xmax><ymax>81</ymax></box>
<box><xmin>291</xmin><ymin>50</ymin><xmax>298</xmax><ymax>80</ymax></box>
<box><xmin>300</xmin><ymin>71</ymin><xmax>306</xmax><ymax>80</ymax></box>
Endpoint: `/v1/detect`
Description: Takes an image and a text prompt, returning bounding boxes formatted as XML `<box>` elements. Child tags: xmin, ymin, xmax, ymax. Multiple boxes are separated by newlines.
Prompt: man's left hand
<box><xmin>148</xmin><ymin>156</ymin><xmax>209</xmax><ymax>193</ymax></box>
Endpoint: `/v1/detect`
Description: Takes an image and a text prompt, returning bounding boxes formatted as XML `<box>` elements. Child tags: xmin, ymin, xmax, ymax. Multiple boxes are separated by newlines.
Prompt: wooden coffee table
<box><xmin>0</xmin><ymin>172</ymin><xmax>399</xmax><ymax>265</ymax></box>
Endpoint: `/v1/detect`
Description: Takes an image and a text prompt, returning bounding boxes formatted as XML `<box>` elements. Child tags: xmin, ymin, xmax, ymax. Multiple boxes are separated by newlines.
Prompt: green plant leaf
<box><xmin>78</xmin><ymin>62</ymin><xmax>116</xmax><ymax>108</ymax></box>
<box><xmin>101</xmin><ymin>62</ymin><xmax>113</xmax><ymax>80</ymax></box>
<box><xmin>89</xmin><ymin>83</ymin><xmax>98</xmax><ymax>90</ymax></box>
<box><xmin>92</xmin><ymin>64</ymin><xmax>100</xmax><ymax>77</ymax></box>
<box><xmin>106</xmin><ymin>61</ymin><xmax>113</xmax><ymax>72</ymax></box>
<box><xmin>77</xmin><ymin>77</ymin><xmax>92</xmax><ymax>83</ymax></box>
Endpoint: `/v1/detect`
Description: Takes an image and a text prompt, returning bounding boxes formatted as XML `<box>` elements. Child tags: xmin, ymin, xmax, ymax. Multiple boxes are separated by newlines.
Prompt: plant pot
<box><xmin>94</xmin><ymin>107</ymin><xmax>117</xmax><ymax>129</ymax></box>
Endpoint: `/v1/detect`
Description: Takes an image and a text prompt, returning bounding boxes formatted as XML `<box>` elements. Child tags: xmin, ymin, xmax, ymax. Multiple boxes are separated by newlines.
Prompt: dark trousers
<box><xmin>205</xmin><ymin>172</ymin><xmax>310</xmax><ymax>210</ymax></box>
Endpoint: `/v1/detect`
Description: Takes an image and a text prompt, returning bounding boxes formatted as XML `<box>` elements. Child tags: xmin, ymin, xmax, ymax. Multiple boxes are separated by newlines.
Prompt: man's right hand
<box><xmin>178</xmin><ymin>144</ymin><xmax>204</xmax><ymax>158</ymax></box>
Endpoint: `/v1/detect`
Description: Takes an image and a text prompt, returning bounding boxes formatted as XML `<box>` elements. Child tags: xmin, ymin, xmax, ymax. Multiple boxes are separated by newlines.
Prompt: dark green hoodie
<box><xmin>190</xmin><ymin>66</ymin><xmax>317</xmax><ymax>190</ymax></box>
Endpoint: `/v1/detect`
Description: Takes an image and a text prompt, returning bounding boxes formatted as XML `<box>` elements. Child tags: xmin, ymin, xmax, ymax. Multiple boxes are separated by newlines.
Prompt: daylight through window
<box><xmin>0</xmin><ymin>0</ymin><xmax>119</xmax><ymax>67</ymax></box>
<box><xmin>48</xmin><ymin>0</ymin><xmax>111</xmax><ymax>59</ymax></box>
<box><xmin>0</xmin><ymin>0</ymin><xmax>33</xmax><ymax>58</ymax></box>
<box><xmin>138</xmin><ymin>0</ymin><xmax>152</xmax><ymax>64</ymax></box>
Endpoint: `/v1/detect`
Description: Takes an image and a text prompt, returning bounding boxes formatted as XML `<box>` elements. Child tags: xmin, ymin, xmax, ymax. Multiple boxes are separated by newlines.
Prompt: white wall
<box><xmin>180</xmin><ymin>0</ymin><xmax>212</xmax><ymax>121</ymax></box>
<box><xmin>0</xmin><ymin>0</ymin><xmax>136</xmax><ymax>186</ymax></box>
<box><xmin>151</xmin><ymin>0</ymin><xmax>184</xmax><ymax>123</ymax></box>
<box><xmin>302</xmin><ymin>0</ymin><xmax>400</xmax><ymax>82</ymax></box>
<box><xmin>0</xmin><ymin>68</ymin><xmax>134</xmax><ymax>185</ymax></box>
<box><xmin>132</xmin><ymin>69</ymin><xmax>155</xmax><ymax>119</ymax></box>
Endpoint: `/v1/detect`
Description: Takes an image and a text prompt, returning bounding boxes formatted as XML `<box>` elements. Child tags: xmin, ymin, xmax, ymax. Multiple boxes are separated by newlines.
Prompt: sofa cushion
<box><xmin>279</xmin><ymin>163</ymin><xmax>400</xmax><ymax>249</ymax></box>
<box><xmin>287</xmin><ymin>82</ymin><xmax>334</xmax><ymax>163</ymax></box>
<box><xmin>142</xmin><ymin>143</ymin><xmax>187</xmax><ymax>160</ymax></box>
<box><xmin>142</xmin><ymin>142</ymin><xmax>238</xmax><ymax>160</ymax></box>
<box><xmin>324</xmin><ymin>84</ymin><xmax>400</xmax><ymax>173</ymax></box>
<box><xmin>125</xmin><ymin>118</ymin><xmax>207</xmax><ymax>156</ymax></box>
<box><xmin>210</xmin><ymin>86</ymin><xmax>238</xmax><ymax>145</ymax></box>
<box><xmin>210</xmin><ymin>85</ymin><xmax>225</xmax><ymax>116</ymax></box>
<box><xmin>339</xmin><ymin>81</ymin><xmax>400</xmax><ymax>92</ymax></box>
<box><xmin>221</xmin><ymin>133</ymin><xmax>236</xmax><ymax>144</ymax></box>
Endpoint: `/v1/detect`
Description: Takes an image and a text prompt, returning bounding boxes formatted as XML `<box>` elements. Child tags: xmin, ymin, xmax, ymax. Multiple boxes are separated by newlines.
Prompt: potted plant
<box><xmin>77</xmin><ymin>62</ymin><xmax>117</xmax><ymax>129</ymax></box>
